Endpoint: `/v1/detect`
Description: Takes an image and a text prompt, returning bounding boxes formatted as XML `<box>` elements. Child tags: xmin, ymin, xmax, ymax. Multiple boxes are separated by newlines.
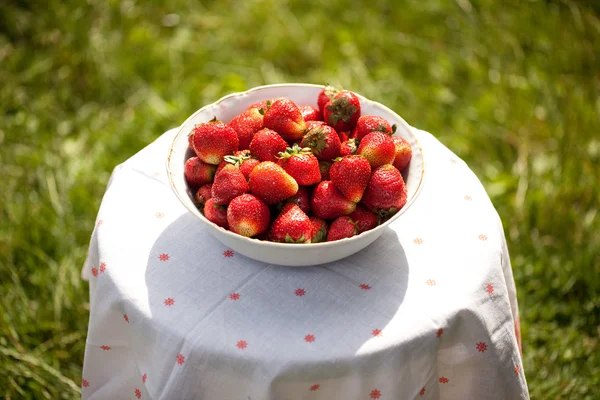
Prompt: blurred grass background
<box><xmin>1</xmin><ymin>0</ymin><xmax>599</xmax><ymax>398</ymax></box>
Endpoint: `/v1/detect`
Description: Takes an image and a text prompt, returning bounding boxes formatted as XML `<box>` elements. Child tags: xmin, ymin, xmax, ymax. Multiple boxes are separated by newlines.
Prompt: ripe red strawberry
<box><xmin>194</xmin><ymin>184</ymin><xmax>213</xmax><ymax>208</ymax></box>
<box><xmin>319</xmin><ymin>161</ymin><xmax>332</xmax><ymax>180</ymax></box>
<box><xmin>352</xmin><ymin>115</ymin><xmax>396</xmax><ymax>141</ymax></box>
<box><xmin>323</xmin><ymin>91</ymin><xmax>361</xmax><ymax>132</ymax></box>
<box><xmin>317</xmin><ymin>85</ymin><xmax>342</xmax><ymax>115</ymax></box>
<box><xmin>285</xmin><ymin>186</ymin><xmax>311</xmax><ymax>214</ymax></box>
<box><xmin>309</xmin><ymin>216</ymin><xmax>328</xmax><ymax>243</ymax></box>
<box><xmin>184</xmin><ymin>156</ymin><xmax>217</xmax><ymax>188</ymax></box>
<box><xmin>211</xmin><ymin>164</ymin><xmax>249</xmax><ymax>205</ymax></box>
<box><xmin>362</xmin><ymin>164</ymin><xmax>408</xmax><ymax>216</ymax></box>
<box><xmin>330</xmin><ymin>155</ymin><xmax>371</xmax><ymax>203</ymax></box>
<box><xmin>357</xmin><ymin>131</ymin><xmax>395</xmax><ymax>167</ymax></box>
<box><xmin>277</xmin><ymin>144</ymin><xmax>321</xmax><ymax>186</ymax></box>
<box><xmin>248</xmin><ymin>98</ymin><xmax>283</xmax><ymax>112</ymax></box>
<box><xmin>263</xmin><ymin>98</ymin><xmax>306</xmax><ymax>142</ymax></box>
<box><xmin>349</xmin><ymin>204</ymin><xmax>379</xmax><ymax>233</ymax></box>
<box><xmin>305</xmin><ymin>120</ymin><xmax>327</xmax><ymax>130</ymax></box>
<box><xmin>228</xmin><ymin>107</ymin><xmax>264</xmax><ymax>150</ymax></box>
<box><xmin>391</xmin><ymin>136</ymin><xmax>412</xmax><ymax>172</ymax></box>
<box><xmin>327</xmin><ymin>216</ymin><xmax>358</xmax><ymax>242</ymax></box>
<box><xmin>217</xmin><ymin>150</ymin><xmax>260</xmax><ymax>180</ymax></box>
<box><xmin>203</xmin><ymin>198</ymin><xmax>228</xmax><ymax>228</ymax></box>
<box><xmin>338</xmin><ymin>131</ymin><xmax>350</xmax><ymax>143</ymax></box>
<box><xmin>311</xmin><ymin>181</ymin><xmax>356</xmax><ymax>220</ymax></box>
<box><xmin>191</xmin><ymin>119</ymin><xmax>239</xmax><ymax>165</ymax></box>
<box><xmin>249</xmin><ymin>128</ymin><xmax>288</xmax><ymax>162</ymax></box>
<box><xmin>248</xmin><ymin>161</ymin><xmax>299</xmax><ymax>204</ymax></box>
<box><xmin>299</xmin><ymin>105</ymin><xmax>322</xmax><ymax>122</ymax></box>
<box><xmin>269</xmin><ymin>203</ymin><xmax>312</xmax><ymax>243</ymax></box>
<box><xmin>301</xmin><ymin>125</ymin><xmax>341</xmax><ymax>161</ymax></box>
<box><xmin>340</xmin><ymin>138</ymin><xmax>358</xmax><ymax>157</ymax></box>
<box><xmin>227</xmin><ymin>194</ymin><xmax>271</xmax><ymax>237</ymax></box>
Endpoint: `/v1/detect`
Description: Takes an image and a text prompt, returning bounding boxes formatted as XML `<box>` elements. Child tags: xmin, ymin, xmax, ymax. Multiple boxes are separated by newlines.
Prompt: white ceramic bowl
<box><xmin>167</xmin><ymin>83</ymin><xmax>424</xmax><ymax>266</ymax></box>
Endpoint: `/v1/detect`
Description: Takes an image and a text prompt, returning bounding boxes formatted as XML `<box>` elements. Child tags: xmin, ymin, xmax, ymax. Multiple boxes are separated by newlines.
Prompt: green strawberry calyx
<box><xmin>312</xmin><ymin>223</ymin><xmax>327</xmax><ymax>243</ymax></box>
<box><xmin>285</xmin><ymin>233</ymin><xmax>311</xmax><ymax>244</ymax></box>
<box><xmin>278</xmin><ymin>144</ymin><xmax>313</xmax><ymax>160</ymax></box>
<box><xmin>258</xmin><ymin>100</ymin><xmax>272</xmax><ymax>116</ymax></box>
<box><xmin>324</xmin><ymin>84</ymin><xmax>342</xmax><ymax>100</ymax></box>
<box><xmin>326</xmin><ymin>96</ymin><xmax>358</xmax><ymax>125</ymax></box>
<box><xmin>223</xmin><ymin>153</ymin><xmax>251</xmax><ymax>167</ymax></box>
<box><xmin>302</xmin><ymin>128</ymin><xmax>329</xmax><ymax>154</ymax></box>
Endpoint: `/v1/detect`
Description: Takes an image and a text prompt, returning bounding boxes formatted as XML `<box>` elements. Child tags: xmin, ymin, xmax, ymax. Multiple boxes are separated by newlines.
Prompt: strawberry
<box><xmin>269</xmin><ymin>203</ymin><xmax>312</xmax><ymax>243</ymax></box>
<box><xmin>338</xmin><ymin>131</ymin><xmax>350</xmax><ymax>143</ymax></box>
<box><xmin>277</xmin><ymin>144</ymin><xmax>321</xmax><ymax>186</ymax></box>
<box><xmin>248</xmin><ymin>161</ymin><xmax>299</xmax><ymax>204</ymax></box>
<box><xmin>227</xmin><ymin>194</ymin><xmax>271</xmax><ymax>237</ymax></box>
<box><xmin>349</xmin><ymin>204</ymin><xmax>379</xmax><ymax>233</ymax></box>
<box><xmin>305</xmin><ymin>120</ymin><xmax>327</xmax><ymax>130</ymax></box>
<box><xmin>357</xmin><ymin>131</ymin><xmax>395</xmax><ymax>167</ymax></box>
<box><xmin>211</xmin><ymin>164</ymin><xmax>249</xmax><ymax>205</ymax></box>
<box><xmin>263</xmin><ymin>98</ymin><xmax>306</xmax><ymax>142</ymax></box>
<box><xmin>391</xmin><ymin>136</ymin><xmax>412</xmax><ymax>172</ymax></box>
<box><xmin>300</xmin><ymin>125</ymin><xmax>341</xmax><ymax>161</ymax></box>
<box><xmin>352</xmin><ymin>115</ymin><xmax>396</xmax><ymax>141</ymax></box>
<box><xmin>228</xmin><ymin>107</ymin><xmax>264</xmax><ymax>150</ymax></box>
<box><xmin>285</xmin><ymin>186</ymin><xmax>311</xmax><ymax>214</ymax></box>
<box><xmin>317</xmin><ymin>85</ymin><xmax>342</xmax><ymax>115</ymax></box>
<box><xmin>249</xmin><ymin>128</ymin><xmax>289</xmax><ymax>162</ymax></box>
<box><xmin>318</xmin><ymin>161</ymin><xmax>333</xmax><ymax>180</ymax></box>
<box><xmin>340</xmin><ymin>138</ymin><xmax>358</xmax><ymax>157</ymax></box>
<box><xmin>362</xmin><ymin>164</ymin><xmax>408</xmax><ymax>216</ymax></box>
<box><xmin>311</xmin><ymin>181</ymin><xmax>356</xmax><ymax>220</ymax></box>
<box><xmin>194</xmin><ymin>184</ymin><xmax>213</xmax><ymax>208</ymax></box>
<box><xmin>248</xmin><ymin>98</ymin><xmax>283</xmax><ymax>112</ymax></box>
<box><xmin>299</xmin><ymin>105</ymin><xmax>322</xmax><ymax>122</ymax></box>
<box><xmin>323</xmin><ymin>90</ymin><xmax>361</xmax><ymax>132</ymax></box>
<box><xmin>184</xmin><ymin>156</ymin><xmax>217</xmax><ymax>188</ymax></box>
<box><xmin>330</xmin><ymin>155</ymin><xmax>371</xmax><ymax>203</ymax></box>
<box><xmin>191</xmin><ymin>119</ymin><xmax>239</xmax><ymax>165</ymax></box>
<box><xmin>327</xmin><ymin>216</ymin><xmax>358</xmax><ymax>242</ymax></box>
<box><xmin>217</xmin><ymin>150</ymin><xmax>260</xmax><ymax>180</ymax></box>
<box><xmin>309</xmin><ymin>216</ymin><xmax>328</xmax><ymax>243</ymax></box>
<box><xmin>203</xmin><ymin>198</ymin><xmax>228</xmax><ymax>228</ymax></box>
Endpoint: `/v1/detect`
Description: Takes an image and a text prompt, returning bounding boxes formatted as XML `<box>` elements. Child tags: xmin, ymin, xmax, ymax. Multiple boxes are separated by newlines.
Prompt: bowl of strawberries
<box><xmin>167</xmin><ymin>83</ymin><xmax>424</xmax><ymax>266</ymax></box>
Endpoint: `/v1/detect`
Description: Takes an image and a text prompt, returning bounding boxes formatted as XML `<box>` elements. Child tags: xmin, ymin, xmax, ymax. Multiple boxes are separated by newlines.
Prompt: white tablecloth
<box><xmin>81</xmin><ymin>128</ymin><xmax>528</xmax><ymax>400</ymax></box>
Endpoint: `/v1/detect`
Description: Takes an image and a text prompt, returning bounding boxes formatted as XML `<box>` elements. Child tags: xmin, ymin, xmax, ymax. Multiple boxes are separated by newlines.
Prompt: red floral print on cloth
<box><xmin>450</xmin><ymin>158</ymin><xmax>457</xmax><ymax>164</ymax></box>
<box><xmin>514</xmin><ymin>364</ymin><xmax>520</xmax><ymax>376</ymax></box>
<box><xmin>370</xmin><ymin>389</ymin><xmax>382</xmax><ymax>399</ymax></box>
<box><xmin>164</xmin><ymin>298</ymin><xmax>175</xmax><ymax>306</ymax></box>
<box><xmin>134</xmin><ymin>388</ymin><xmax>142</xmax><ymax>399</ymax></box>
<box><xmin>123</xmin><ymin>314</ymin><xmax>129</xmax><ymax>323</ymax></box>
<box><xmin>100</xmin><ymin>345</ymin><xmax>111</xmax><ymax>351</ymax></box>
<box><xmin>99</xmin><ymin>262</ymin><xmax>106</xmax><ymax>273</ymax></box>
<box><xmin>82</xmin><ymin>379</ymin><xmax>89</xmax><ymax>388</ymax></box>
<box><xmin>478</xmin><ymin>234</ymin><xmax>488</xmax><ymax>241</ymax></box>
<box><xmin>310</xmin><ymin>384</ymin><xmax>320</xmax><ymax>391</ymax></box>
<box><xmin>295</xmin><ymin>288</ymin><xmax>306</xmax><ymax>296</ymax></box>
<box><xmin>236</xmin><ymin>340</ymin><xmax>247</xmax><ymax>350</ymax></box>
<box><xmin>464</xmin><ymin>195</ymin><xmax>472</xmax><ymax>201</ymax></box>
<box><xmin>304</xmin><ymin>334</ymin><xmax>316</xmax><ymax>343</ymax></box>
<box><xmin>359</xmin><ymin>283</ymin><xmax>371</xmax><ymax>290</ymax></box>
<box><xmin>97</xmin><ymin>219</ymin><xmax>103</xmax><ymax>227</ymax></box>
<box><xmin>476</xmin><ymin>341</ymin><xmax>488</xmax><ymax>352</ymax></box>
<box><xmin>229</xmin><ymin>293</ymin><xmax>240</xmax><ymax>301</ymax></box>
<box><xmin>419</xmin><ymin>386</ymin><xmax>426</xmax><ymax>396</ymax></box>
<box><xmin>372</xmin><ymin>328</ymin><xmax>382</xmax><ymax>337</ymax></box>
<box><xmin>155</xmin><ymin>212</ymin><xmax>164</xmax><ymax>219</ymax></box>
<box><xmin>436</xmin><ymin>328</ymin><xmax>444</xmax><ymax>338</ymax></box>
<box><xmin>91</xmin><ymin>267</ymin><xmax>98</xmax><ymax>277</ymax></box>
<box><xmin>486</xmin><ymin>283</ymin><xmax>494</xmax><ymax>295</ymax></box>
<box><xmin>414</xmin><ymin>238</ymin><xmax>424</xmax><ymax>245</ymax></box>
<box><xmin>142</xmin><ymin>373</ymin><xmax>147</xmax><ymax>383</ymax></box>
<box><xmin>439</xmin><ymin>377</ymin><xmax>449</xmax><ymax>384</ymax></box>
<box><xmin>426</xmin><ymin>279</ymin><xmax>436</xmax><ymax>286</ymax></box>
<box><xmin>176</xmin><ymin>354</ymin><xmax>185</xmax><ymax>365</ymax></box>
<box><xmin>159</xmin><ymin>253</ymin><xmax>170</xmax><ymax>261</ymax></box>
<box><xmin>223</xmin><ymin>250</ymin><xmax>234</xmax><ymax>258</ymax></box>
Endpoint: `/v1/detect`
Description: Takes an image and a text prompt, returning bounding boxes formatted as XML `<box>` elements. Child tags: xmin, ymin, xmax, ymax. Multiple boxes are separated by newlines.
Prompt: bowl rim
<box><xmin>167</xmin><ymin>83</ymin><xmax>425</xmax><ymax>249</ymax></box>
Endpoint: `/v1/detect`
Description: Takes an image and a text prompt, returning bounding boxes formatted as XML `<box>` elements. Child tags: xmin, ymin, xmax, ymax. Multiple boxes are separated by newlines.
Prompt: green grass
<box><xmin>1</xmin><ymin>0</ymin><xmax>599</xmax><ymax>398</ymax></box>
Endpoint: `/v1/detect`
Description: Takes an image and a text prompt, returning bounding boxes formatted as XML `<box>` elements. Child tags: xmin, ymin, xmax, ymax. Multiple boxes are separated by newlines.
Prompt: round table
<box><xmin>81</xmin><ymin>128</ymin><xmax>529</xmax><ymax>399</ymax></box>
